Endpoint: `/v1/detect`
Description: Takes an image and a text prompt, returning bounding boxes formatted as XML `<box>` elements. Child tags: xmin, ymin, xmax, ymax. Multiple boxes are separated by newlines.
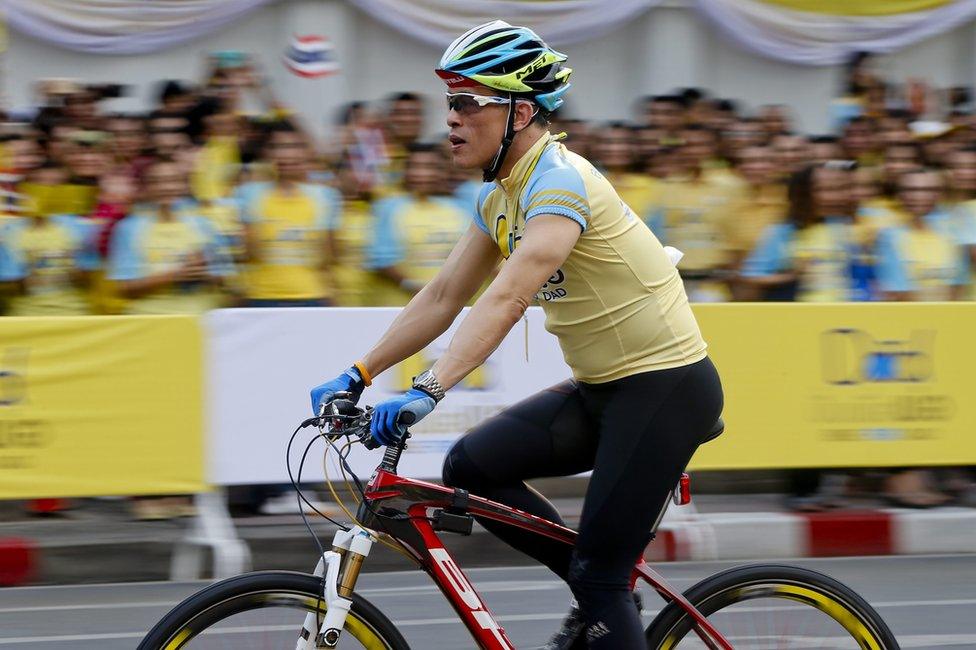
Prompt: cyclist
<box><xmin>311</xmin><ymin>21</ymin><xmax>723</xmax><ymax>649</ymax></box>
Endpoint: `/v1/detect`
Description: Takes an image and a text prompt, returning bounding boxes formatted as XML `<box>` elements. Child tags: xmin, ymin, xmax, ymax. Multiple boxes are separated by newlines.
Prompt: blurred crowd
<box><xmin>2</xmin><ymin>50</ymin><xmax>974</xmax><ymax>514</ymax></box>
<box><xmin>3</xmin><ymin>52</ymin><xmax>976</xmax><ymax>318</ymax></box>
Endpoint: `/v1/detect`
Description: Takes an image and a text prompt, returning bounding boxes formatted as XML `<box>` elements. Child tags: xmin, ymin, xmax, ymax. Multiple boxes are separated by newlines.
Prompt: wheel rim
<box><xmin>160</xmin><ymin>589</ymin><xmax>392</xmax><ymax>649</ymax></box>
<box><xmin>659</xmin><ymin>580</ymin><xmax>887</xmax><ymax>649</ymax></box>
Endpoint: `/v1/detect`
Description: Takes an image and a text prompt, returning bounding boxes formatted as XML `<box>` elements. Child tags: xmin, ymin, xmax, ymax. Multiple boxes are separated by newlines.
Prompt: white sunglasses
<box><xmin>445</xmin><ymin>92</ymin><xmax>511</xmax><ymax>114</ymax></box>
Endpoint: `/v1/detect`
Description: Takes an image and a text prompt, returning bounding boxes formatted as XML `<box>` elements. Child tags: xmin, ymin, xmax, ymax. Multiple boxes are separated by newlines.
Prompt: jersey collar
<box><xmin>497</xmin><ymin>131</ymin><xmax>553</xmax><ymax>195</ymax></box>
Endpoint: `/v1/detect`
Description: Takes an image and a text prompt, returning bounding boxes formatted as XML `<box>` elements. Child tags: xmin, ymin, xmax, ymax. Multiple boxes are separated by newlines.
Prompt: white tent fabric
<box><xmin>2</xmin><ymin>0</ymin><xmax>976</xmax><ymax>65</ymax></box>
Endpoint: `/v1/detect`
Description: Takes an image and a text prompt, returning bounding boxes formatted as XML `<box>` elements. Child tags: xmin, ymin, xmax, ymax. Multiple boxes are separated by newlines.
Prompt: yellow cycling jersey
<box><xmin>475</xmin><ymin>133</ymin><xmax>707</xmax><ymax>383</ymax></box>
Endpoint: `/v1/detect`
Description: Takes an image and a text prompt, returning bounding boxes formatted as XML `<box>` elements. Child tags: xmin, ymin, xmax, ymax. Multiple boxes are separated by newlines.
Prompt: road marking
<box><xmin>1</xmin><ymin>585</ymin><xmax>974</xmax><ymax>616</ymax></box>
<box><xmin>2</xmin><ymin>553</ymin><xmax>973</xmax><ymax>594</ymax></box>
<box><xmin>0</xmin><ymin>580</ymin><xmax>571</xmax><ymax>614</ymax></box>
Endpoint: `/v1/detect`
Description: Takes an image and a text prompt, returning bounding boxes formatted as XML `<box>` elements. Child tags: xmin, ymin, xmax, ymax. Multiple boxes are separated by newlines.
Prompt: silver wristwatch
<box><xmin>412</xmin><ymin>370</ymin><xmax>446</xmax><ymax>402</ymax></box>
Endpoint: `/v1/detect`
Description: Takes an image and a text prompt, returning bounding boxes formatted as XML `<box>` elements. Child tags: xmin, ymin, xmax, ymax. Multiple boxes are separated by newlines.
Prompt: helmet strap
<box><xmin>483</xmin><ymin>93</ymin><xmax>518</xmax><ymax>183</ymax></box>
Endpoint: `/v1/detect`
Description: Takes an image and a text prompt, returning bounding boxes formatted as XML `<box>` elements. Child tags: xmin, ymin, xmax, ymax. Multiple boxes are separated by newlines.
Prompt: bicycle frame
<box><xmin>348</xmin><ymin>465</ymin><xmax>734</xmax><ymax>650</ymax></box>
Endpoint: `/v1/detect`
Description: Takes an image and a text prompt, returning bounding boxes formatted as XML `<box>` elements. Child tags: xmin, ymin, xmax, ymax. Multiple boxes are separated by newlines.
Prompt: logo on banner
<box><xmin>812</xmin><ymin>328</ymin><xmax>953</xmax><ymax>443</ymax></box>
<box><xmin>283</xmin><ymin>35</ymin><xmax>340</xmax><ymax>78</ymax></box>
<box><xmin>820</xmin><ymin>329</ymin><xmax>934</xmax><ymax>386</ymax></box>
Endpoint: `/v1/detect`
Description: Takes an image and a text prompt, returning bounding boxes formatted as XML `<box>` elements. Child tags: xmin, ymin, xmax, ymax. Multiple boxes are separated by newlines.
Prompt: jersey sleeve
<box><xmin>741</xmin><ymin>224</ymin><xmax>793</xmax><ymax>277</ymax></box>
<box><xmin>190</xmin><ymin>215</ymin><xmax>235</xmax><ymax>277</ymax></box>
<box><xmin>0</xmin><ymin>220</ymin><xmax>26</xmax><ymax>280</ymax></box>
<box><xmin>950</xmin><ymin>204</ymin><xmax>976</xmax><ymax>246</ymax></box>
<box><xmin>106</xmin><ymin>216</ymin><xmax>146</xmax><ymax>281</ymax></box>
<box><xmin>57</xmin><ymin>215</ymin><xmax>101</xmax><ymax>272</ymax></box>
<box><xmin>366</xmin><ymin>197</ymin><xmax>404</xmax><ymax>269</ymax></box>
<box><xmin>302</xmin><ymin>184</ymin><xmax>341</xmax><ymax>232</ymax></box>
<box><xmin>874</xmin><ymin>228</ymin><xmax>912</xmax><ymax>293</ymax></box>
<box><xmin>470</xmin><ymin>183</ymin><xmax>492</xmax><ymax>236</ymax></box>
<box><xmin>235</xmin><ymin>182</ymin><xmax>268</xmax><ymax>225</ymax></box>
<box><xmin>950</xmin><ymin>241</ymin><xmax>970</xmax><ymax>286</ymax></box>
<box><xmin>321</xmin><ymin>186</ymin><xmax>343</xmax><ymax>232</ymax></box>
<box><xmin>522</xmin><ymin>164</ymin><xmax>590</xmax><ymax>231</ymax></box>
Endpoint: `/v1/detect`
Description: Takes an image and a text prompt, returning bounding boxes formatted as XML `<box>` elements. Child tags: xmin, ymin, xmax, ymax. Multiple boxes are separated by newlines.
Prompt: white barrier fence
<box><xmin>206</xmin><ymin>306</ymin><xmax>569</xmax><ymax>485</ymax></box>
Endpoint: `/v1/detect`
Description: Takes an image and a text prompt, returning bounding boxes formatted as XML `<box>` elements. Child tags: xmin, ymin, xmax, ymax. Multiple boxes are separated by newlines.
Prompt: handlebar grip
<box><xmin>398</xmin><ymin>412</ymin><xmax>417</xmax><ymax>426</ymax></box>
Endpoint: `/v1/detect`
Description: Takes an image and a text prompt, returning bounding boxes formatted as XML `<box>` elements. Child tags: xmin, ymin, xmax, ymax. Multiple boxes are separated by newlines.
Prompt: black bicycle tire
<box><xmin>137</xmin><ymin>570</ymin><xmax>410</xmax><ymax>649</ymax></box>
<box><xmin>644</xmin><ymin>563</ymin><xmax>899</xmax><ymax>649</ymax></box>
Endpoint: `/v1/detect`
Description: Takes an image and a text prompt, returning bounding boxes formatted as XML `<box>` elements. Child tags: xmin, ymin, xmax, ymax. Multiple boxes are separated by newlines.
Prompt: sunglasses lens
<box><xmin>447</xmin><ymin>95</ymin><xmax>478</xmax><ymax>114</ymax></box>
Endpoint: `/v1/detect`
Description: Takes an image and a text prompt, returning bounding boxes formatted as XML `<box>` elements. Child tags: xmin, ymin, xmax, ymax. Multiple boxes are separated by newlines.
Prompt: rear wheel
<box><xmin>645</xmin><ymin>564</ymin><xmax>899</xmax><ymax>649</ymax></box>
<box><xmin>138</xmin><ymin>571</ymin><xmax>409</xmax><ymax>649</ymax></box>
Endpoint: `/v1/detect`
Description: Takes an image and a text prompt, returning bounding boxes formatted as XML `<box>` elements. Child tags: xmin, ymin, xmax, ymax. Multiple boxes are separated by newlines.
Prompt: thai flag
<box><xmin>283</xmin><ymin>35</ymin><xmax>339</xmax><ymax>78</ymax></box>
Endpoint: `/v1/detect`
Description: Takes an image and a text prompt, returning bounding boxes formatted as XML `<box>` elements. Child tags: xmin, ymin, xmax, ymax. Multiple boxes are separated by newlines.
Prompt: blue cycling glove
<box><xmin>371</xmin><ymin>388</ymin><xmax>436</xmax><ymax>447</ymax></box>
<box><xmin>310</xmin><ymin>366</ymin><xmax>366</xmax><ymax>415</ymax></box>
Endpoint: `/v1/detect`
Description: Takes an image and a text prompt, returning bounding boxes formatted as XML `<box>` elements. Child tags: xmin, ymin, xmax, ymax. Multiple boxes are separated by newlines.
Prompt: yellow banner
<box><xmin>0</xmin><ymin>316</ymin><xmax>205</xmax><ymax>498</ymax></box>
<box><xmin>760</xmin><ymin>0</ymin><xmax>951</xmax><ymax>15</ymax></box>
<box><xmin>690</xmin><ymin>303</ymin><xmax>976</xmax><ymax>470</ymax></box>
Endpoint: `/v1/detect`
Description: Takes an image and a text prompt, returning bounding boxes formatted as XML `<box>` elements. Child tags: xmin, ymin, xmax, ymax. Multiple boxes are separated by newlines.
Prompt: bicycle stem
<box><xmin>380</xmin><ymin>438</ymin><xmax>406</xmax><ymax>472</ymax></box>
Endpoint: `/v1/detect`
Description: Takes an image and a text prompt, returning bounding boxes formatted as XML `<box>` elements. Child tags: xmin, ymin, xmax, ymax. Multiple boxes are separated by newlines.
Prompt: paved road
<box><xmin>0</xmin><ymin>555</ymin><xmax>973</xmax><ymax>648</ymax></box>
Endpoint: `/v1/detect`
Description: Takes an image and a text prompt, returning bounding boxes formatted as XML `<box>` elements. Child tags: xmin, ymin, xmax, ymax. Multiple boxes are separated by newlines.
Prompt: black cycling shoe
<box><xmin>542</xmin><ymin>599</ymin><xmax>586</xmax><ymax>650</ymax></box>
<box><xmin>542</xmin><ymin>592</ymin><xmax>643</xmax><ymax>649</ymax></box>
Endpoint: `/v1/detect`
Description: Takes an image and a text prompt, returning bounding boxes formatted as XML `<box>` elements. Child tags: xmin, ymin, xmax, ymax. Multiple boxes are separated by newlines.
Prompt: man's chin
<box><xmin>451</xmin><ymin>151</ymin><xmax>485</xmax><ymax>171</ymax></box>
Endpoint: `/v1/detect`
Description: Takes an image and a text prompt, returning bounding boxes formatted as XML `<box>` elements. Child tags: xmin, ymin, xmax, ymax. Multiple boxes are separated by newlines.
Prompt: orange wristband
<box><xmin>354</xmin><ymin>361</ymin><xmax>373</xmax><ymax>386</ymax></box>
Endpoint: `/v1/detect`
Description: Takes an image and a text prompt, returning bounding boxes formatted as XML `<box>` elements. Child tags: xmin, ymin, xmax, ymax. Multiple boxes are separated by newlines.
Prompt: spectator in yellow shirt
<box><xmin>367</xmin><ymin>143</ymin><xmax>468</xmax><ymax>305</ymax></box>
<box><xmin>0</xmin><ymin>196</ymin><xmax>98</xmax><ymax>316</ymax></box>
<box><xmin>591</xmin><ymin>122</ymin><xmax>662</xmax><ymax>227</ymax></box>
<box><xmin>741</xmin><ymin>162</ymin><xmax>861</xmax><ymax>303</ymax></box>
<box><xmin>332</xmin><ymin>154</ymin><xmax>382</xmax><ymax>306</ymax></box>
<box><xmin>238</xmin><ymin>123</ymin><xmax>340</xmax><ymax>307</ymax></box>
<box><xmin>379</xmin><ymin>92</ymin><xmax>425</xmax><ymax>192</ymax></box>
<box><xmin>648</xmin><ymin>131</ymin><xmax>739</xmax><ymax>301</ymax></box>
<box><xmin>107</xmin><ymin>161</ymin><xmax>230</xmax><ymax>314</ymax></box>
<box><xmin>191</xmin><ymin>111</ymin><xmax>241</xmax><ymax>202</ymax></box>
<box><xmin>726</xmin><ymin>145</ymin><xmax>787</xmax><ymax>270</ymax></box>
<box><xmin>876</xmin><ymin>168</ymin><xmax>969</xmax><ymax>302</ymax></box>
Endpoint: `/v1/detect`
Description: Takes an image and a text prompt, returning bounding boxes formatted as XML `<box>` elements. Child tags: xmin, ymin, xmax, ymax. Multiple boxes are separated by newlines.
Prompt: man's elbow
<box><xmin>483</xmin><ymin>288</ymin><xmax>531</xmax><ymax>323</ymax></box>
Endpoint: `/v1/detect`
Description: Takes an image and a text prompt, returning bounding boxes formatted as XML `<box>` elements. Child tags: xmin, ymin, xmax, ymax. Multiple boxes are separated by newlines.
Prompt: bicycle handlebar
<box><xmin>314</xmin><ymin>394</ymin><xmax>410</xmax><ymax>472</ymax></box>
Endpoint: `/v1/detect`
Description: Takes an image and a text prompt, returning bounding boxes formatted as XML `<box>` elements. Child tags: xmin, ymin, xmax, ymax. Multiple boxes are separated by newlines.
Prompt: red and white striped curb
<box><xmin>644</xmin><ymin>508</ymin><xmax>976</xmax><ymax>562</ymax></box>
<box><xmin>0</xmin><ymin>538</ymin><xmax>35</xmax><ymax>587</ymax></box>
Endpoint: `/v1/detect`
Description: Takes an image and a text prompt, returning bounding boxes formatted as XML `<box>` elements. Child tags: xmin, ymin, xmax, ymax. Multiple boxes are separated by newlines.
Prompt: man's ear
<box><xmin>513</xmin><ymin>101</ymin><xmax>538</xmax><ymax>132</ymax></box>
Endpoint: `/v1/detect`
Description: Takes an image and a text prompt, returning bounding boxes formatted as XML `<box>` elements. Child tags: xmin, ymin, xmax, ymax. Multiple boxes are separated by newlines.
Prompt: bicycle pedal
<box><xmin>432</xmin><ymin>508</ymin><xmax>474</xmax><ymax>535</ymax></box>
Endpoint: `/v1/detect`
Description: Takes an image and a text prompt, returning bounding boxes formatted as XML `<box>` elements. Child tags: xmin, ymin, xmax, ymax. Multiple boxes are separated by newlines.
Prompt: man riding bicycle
<box><xmin>311</xmin><ymin>21</ymin><xmax>723</xmax><ymax>649</ymax></box>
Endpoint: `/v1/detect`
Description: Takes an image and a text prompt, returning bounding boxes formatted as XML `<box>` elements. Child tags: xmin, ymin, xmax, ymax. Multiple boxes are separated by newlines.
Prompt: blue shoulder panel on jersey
<box><xmin>472</xmin><ymin>182</ymin><xmax>494</xmax><ymax>236</ymax></box>
<box><xmin>874</xmin><ymin>227</ymin><xmax>912</xmax><ymax>293</ymax></box>
<box><xmin>0</xmin><ymin>218</ymin><xmax>27</xmax><ymax>280</ymax></box>
<box><xmin>521</xmin><ymin>146</ymin><xmax>590</xmax><ymax>231</ymax></box>
<box><xmin>106</xmin><ymin>213</ymin><xmax>150</xmax><ymax>281</ymax></box>
<box><xmin>235</xmin><ymin>182</ymin><xmax>273</xmax><ymax>224</ymax></box>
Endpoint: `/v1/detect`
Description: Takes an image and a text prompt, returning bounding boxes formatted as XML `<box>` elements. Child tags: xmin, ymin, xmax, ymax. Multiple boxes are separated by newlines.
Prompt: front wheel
<box><xmin>138</xmin><ymin>571</ymin><xmax>410</xmax><ymax>649</ymax></box>
<box><xmin>645</xmin><ymin>564</ymin><xmax>899</xmax><ymax>649</ymax></box>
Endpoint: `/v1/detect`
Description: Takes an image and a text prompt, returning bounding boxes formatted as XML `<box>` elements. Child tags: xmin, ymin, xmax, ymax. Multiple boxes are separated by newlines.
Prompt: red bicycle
<box><xmin>140</xmin><ymin>397</ymin><xmax>899</xmax><ymax>649</ymax></box>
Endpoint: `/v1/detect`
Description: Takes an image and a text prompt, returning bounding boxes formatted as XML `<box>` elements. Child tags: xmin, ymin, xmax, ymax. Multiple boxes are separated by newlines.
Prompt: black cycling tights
<box><xmin>443</xmin><ymin>357</ymin><xmax>723</xmax><ymax>649</ymax></box>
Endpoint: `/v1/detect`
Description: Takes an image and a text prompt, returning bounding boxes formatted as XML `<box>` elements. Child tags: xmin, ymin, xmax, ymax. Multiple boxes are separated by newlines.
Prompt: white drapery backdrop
<box><xmin>0</xmin><ymin>0</ymin><xmax>276</xmax><ymax>55</ymax></box>
<box><xmin>3</xmin><ymin>0</ymin><xmax>976</xmax><ymax>65</ymax></box>
<box><xmin>694</xmin><ymin>0</ymin><xmax>976</xmax><ymax>66</ymax></box>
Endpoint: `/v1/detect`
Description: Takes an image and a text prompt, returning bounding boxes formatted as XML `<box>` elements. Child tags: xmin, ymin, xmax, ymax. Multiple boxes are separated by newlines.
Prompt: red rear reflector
<box><xmin>672</xmin><ymin>473</ymin><xmax>691</xmax><ymax>506</ymax></box>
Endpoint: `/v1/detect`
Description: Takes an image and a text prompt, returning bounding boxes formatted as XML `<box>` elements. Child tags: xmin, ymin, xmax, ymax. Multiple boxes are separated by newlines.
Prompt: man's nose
<box><xmin>447</xmin><ymin>111</ymin><xmax>461</xmax><ymax>129</ymax></box>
